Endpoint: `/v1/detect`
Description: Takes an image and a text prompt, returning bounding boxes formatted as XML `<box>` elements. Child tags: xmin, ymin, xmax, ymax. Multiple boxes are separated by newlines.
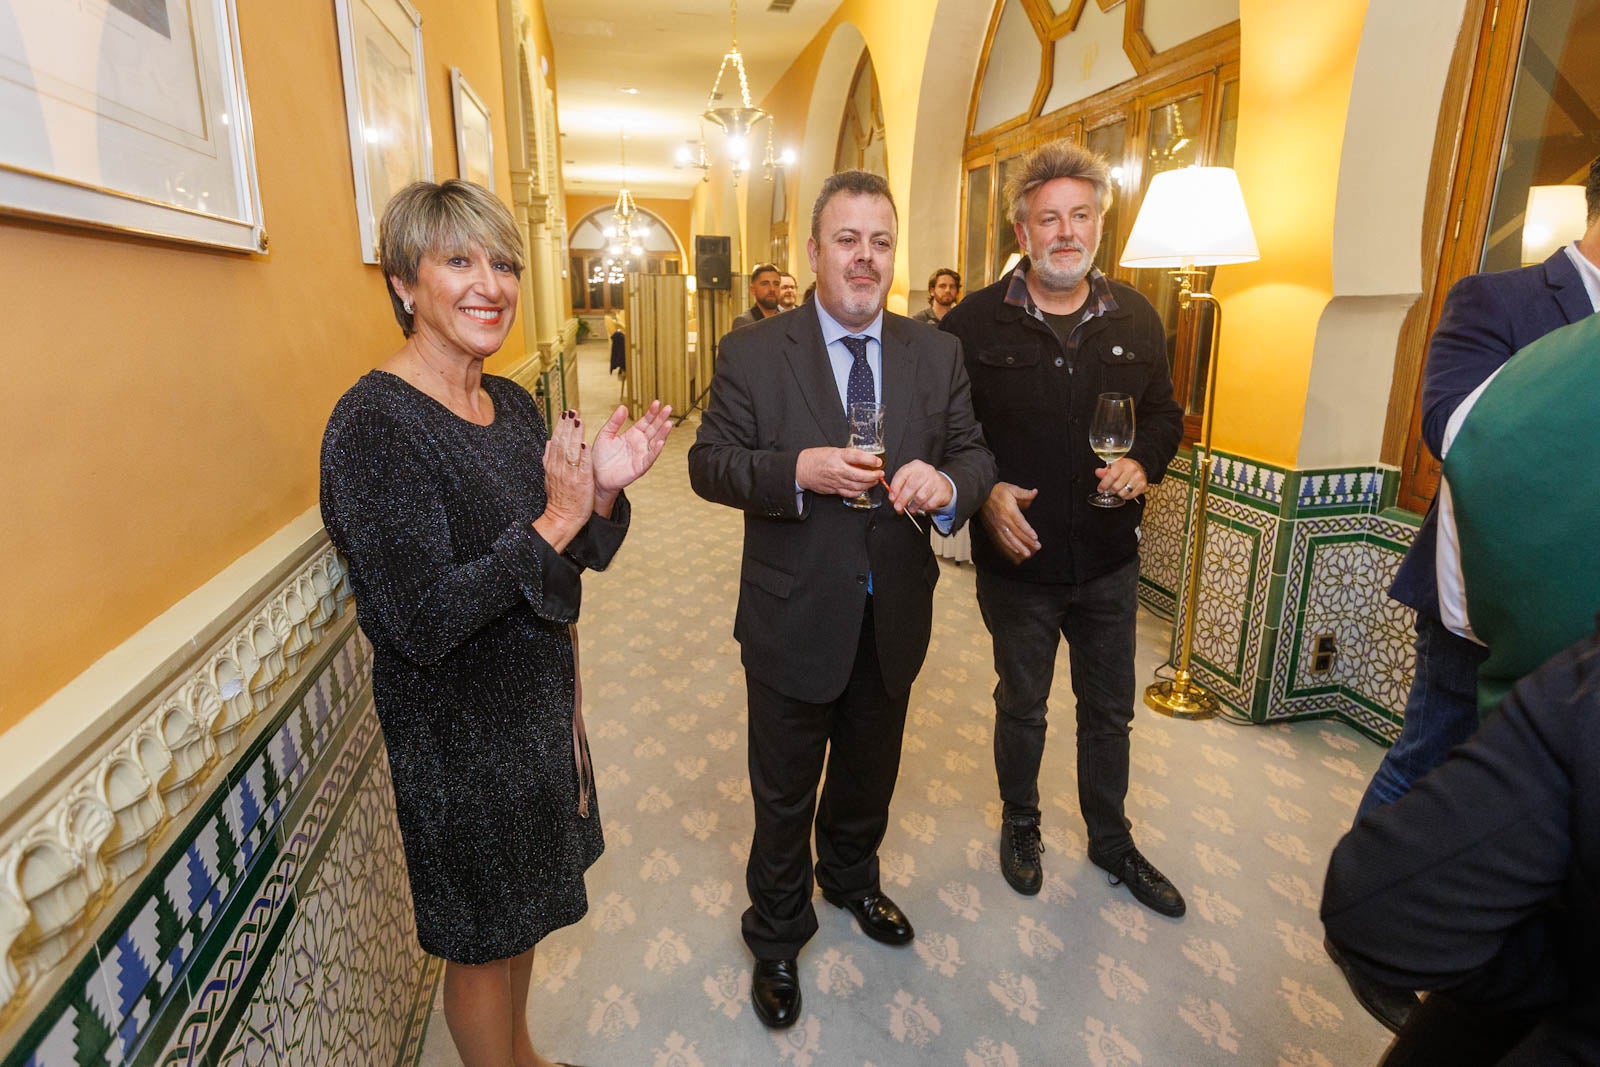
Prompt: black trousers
<box><xmin>741</xmin><ymin>599</ymin><xmax>910</xmax><ymax>960</ymax></box>
<box><xmin>976</xmin><ymin>559</ymin><xmax>1140</xmax><ymax>858</ymax></box>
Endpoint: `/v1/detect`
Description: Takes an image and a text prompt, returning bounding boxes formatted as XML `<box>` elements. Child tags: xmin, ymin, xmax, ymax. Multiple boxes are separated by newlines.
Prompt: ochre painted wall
<box><xmin>564</xmin><ymin>194</ymin><xmax>693</xmax><ymax>259</ymax></box>
<box><xmin>1208</xmin><ymin>0</ymin><xmax>1371</xmax><ymax>466</ymax></box>
<box><xmin>0</xmin><ymin>0</ymin><xmax>536</xmax><ymax>726</ymax></box>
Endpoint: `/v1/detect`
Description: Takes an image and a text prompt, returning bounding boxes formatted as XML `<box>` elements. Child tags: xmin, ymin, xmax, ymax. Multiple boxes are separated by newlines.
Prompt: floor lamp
<box><xmin>1119</xmin><ymin>166</ymin><xmax>1259</xmax><ymax>720</ymax></box>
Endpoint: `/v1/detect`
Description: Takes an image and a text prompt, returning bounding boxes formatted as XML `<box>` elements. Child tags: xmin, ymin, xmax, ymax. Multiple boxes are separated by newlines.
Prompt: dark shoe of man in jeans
<box><xmin>1089</xmin><ymin>844</ymin><xmax>1186</xmax><ymax>917</ymax></box>
<box><xmin>1000</xmin><ymin>818</ymin><xmax>1045</xmax><ymax>895</ymax></box>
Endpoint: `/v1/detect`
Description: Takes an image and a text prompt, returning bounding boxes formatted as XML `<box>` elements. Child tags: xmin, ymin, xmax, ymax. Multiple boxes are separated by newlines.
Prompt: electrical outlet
<box><xmin>1310</xmin><ymin>633</ymin><xmax>1336</xmax><ymax>675</ymax></box>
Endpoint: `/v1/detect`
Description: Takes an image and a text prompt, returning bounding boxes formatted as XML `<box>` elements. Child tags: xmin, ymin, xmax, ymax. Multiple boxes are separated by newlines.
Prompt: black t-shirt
<box><xmin>1040</xmin><ymin>309</ymin><xmax>1082</xmax><ymax>348</ymax></box>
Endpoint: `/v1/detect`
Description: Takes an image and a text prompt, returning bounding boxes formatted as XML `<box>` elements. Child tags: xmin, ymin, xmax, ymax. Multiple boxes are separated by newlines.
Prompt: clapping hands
<box><xmin>537</xmin><ymin>402</ymin><xmax>673</xmax><ymax>551</ymax></box>
<box><xmin>592</xmin><ymin>401</ymin><xmax>674</xmax><ymax>496</ymax></box>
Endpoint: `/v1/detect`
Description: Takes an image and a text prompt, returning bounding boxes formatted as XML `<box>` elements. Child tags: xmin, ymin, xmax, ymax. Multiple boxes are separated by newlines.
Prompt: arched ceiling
<box><xmin>543</xmin><ymin>0</ymin><xmax>838</xmax><ymax>198</ymax></box>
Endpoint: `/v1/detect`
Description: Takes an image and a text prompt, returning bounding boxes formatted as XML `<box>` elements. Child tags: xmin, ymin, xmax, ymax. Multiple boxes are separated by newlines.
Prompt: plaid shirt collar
<box><xmin>1004</xmin><ymin>258</ymin><xmax>1118</xmax><ymax>320</ymax></box>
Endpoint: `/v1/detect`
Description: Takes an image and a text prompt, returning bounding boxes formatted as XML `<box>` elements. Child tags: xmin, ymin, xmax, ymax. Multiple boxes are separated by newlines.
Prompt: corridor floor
<box><xmin>418</xmin><ymin>339</ymin><xmax>1393</xmax><ymax>1067</ymax></box>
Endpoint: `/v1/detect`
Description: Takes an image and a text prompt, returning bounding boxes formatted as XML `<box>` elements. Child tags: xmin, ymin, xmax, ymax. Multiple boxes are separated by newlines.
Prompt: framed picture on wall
<box><xmin>451</xmin><ymin>68</ymin><xmax>493</xmax><ymax>191</ymax></box>
<box><xmin>0</xmin><ymin>0</ymin><xmax>267</xmax><ymax>252</ymax></box>
<box><xmin>334</xmin><ymin>0</ymin><xmax>433</xmax><ymax>264</ymax></box>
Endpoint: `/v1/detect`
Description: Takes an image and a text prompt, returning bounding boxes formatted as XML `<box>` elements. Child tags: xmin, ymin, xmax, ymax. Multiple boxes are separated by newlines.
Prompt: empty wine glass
<box><xmin>1088</xmin><ymin>392</ymin><xmax>1135</xmax><ymax>509</ymax></box>
<box><xmin>846</xmin><ymin>401</ymin><xmax>884</xmax><ymax>510</ymax></box>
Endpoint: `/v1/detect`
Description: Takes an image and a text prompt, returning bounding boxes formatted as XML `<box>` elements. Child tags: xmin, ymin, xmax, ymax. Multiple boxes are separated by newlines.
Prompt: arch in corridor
<box><xmin>904</xmin><ymin>0</ymin><xmax>994</xmax><ymax>298</ymax></box>
<box><xmin>795</xmin><ymin>21</ymin><xmax>870</xmax><ymax>275</ymax></box>
<box><xmin>1297</xmin><ymin>0</ymin><xmax>1471</xmax><ymax>469</ymax></box>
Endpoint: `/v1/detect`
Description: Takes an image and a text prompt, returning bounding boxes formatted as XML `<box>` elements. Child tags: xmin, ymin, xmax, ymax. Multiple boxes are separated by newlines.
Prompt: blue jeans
<box><xmin>976</xmin><ymin>558</ymin><xmax>1139</xmax><ymax>859</ymax></box>
<box><xmin>1356</xmin><ymin>611</ymin><xmax>1487</xmax><ymax>821</ymax></box>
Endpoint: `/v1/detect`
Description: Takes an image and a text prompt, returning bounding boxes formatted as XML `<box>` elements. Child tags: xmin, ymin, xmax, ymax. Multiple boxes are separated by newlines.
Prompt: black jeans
<box><xmin>976</xmin><ymin>558</ymin><xmax>1139</xmax><ymax>859</ymax></box>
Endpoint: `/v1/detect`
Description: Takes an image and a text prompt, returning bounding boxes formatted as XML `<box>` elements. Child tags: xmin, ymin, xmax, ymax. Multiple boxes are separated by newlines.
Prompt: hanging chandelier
<box><xmin>590</xmin><ymin>131</ymin><xmax>650</xmax><ymax>285</ymax></box>
<box><xmin>682</xmin><ymin>0</ymin><xmax>794</xmax><ymax>185</ymax></box>
<box><xmin>702</xmin><ymin>0</ymin><xmax>766</xmax><ymax>141</ymax></box>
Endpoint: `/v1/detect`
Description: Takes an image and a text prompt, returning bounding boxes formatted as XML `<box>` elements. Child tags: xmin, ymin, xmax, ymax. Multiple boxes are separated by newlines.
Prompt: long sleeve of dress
<box><xmin>321</xmin><ymin>399</ymin><xmax>583</xmax><ymax>667</ymax></box>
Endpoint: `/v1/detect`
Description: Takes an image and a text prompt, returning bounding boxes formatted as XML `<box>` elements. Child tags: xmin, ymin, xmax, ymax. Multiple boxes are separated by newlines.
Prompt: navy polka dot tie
<box><xmin>842</xmin><ymin>335</ymin><xmax>874</xmax><ymax>409</ymax></box>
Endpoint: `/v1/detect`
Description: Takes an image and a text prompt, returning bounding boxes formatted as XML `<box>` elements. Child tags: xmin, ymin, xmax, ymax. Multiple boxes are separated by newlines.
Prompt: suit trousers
<box><xmin>741</xmin><ymin>598</ymin><xmax>911</xmax><ymax>960</ymax></box>
<box><xmin>976</xmin><ymin>558</ymin><xmax>1139</xmax><ymax>858</ymax></box>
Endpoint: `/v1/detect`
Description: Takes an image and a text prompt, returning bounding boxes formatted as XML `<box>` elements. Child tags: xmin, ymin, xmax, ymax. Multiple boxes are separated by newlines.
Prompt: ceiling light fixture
<box><xmin>702</xmin><ymin>0</ymin><xmax>766</xmax><ymax>140</ymax></box>
<box><xmin>697</xmin><ymin>0</ymin><xmax>789</xmax><ymax>184</ymax></box>
<box><xmin>592</xmin><ymin>130</ymin><xmax>644</xmax><ymax>285</ymax></box>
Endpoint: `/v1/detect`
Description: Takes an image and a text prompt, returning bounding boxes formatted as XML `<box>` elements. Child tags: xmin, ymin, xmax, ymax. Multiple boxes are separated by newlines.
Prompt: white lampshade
<box><xmin>1522</xmin><ymin>185</ymin><xmax>1586</xmax><ymax>265</ymax></box>
<box><xmin>1120</xmin><ymin>166</ymin><xmax>1260</xmax><ymax>268</ymax></box>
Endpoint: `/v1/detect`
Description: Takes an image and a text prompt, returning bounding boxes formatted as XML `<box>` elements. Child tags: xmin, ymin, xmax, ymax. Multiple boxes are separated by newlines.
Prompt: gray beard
<box><xmin>839</xmin><ymin>289</ymin><xmax>881</xmax><ymax>322</ymax></box>
<box><xmin>1028</xmin><ymin>242</ymin><xmax>1096</xmax><ymax>292</ymax></box>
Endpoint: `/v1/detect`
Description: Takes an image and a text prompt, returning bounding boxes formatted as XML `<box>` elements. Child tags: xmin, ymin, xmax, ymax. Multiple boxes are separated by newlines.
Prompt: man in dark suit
<box><xmin>1336</xmin><ymin>157</ymin><xmax>1600</xmax><ymax>1030</ymax></box>
<box><xmin>731</xmin><ymin>263</ymin><xmax>783</xmax><ymax>329</ymax></box>
<box><xmin>1322</xmin><ymin>623</ymin><xmax>1600</xmax><ymax>1066</ymax></box>
<box><xmin>689</xmin><ymin>170</ymin><xmax>995</xmax><ymax>1030</ymax></box>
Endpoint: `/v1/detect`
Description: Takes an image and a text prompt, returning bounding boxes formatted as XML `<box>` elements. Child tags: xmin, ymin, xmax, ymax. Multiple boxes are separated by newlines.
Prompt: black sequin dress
<box><xmin>319</xmin><ymin>370</ymin><xmax>626</xmax><ymax>964</ymax></box>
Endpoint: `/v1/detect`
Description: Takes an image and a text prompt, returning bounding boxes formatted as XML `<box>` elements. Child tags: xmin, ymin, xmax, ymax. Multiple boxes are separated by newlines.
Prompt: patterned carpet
<box><xmin>417</xmin><ymin>342</ymin><xmax>1393</xmax><ymax>1067</ymax></box>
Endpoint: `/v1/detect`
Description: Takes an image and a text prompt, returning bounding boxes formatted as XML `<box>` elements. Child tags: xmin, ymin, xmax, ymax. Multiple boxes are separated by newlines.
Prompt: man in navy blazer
<box><xmin>689</xmin><ymin>170</ymin><xmax>994</xmax><ymax>1030</ymax></box>
<box><xmin>1337</xmin><ymin>157</ymin><xmax>1600</xmax><ymax>1031</ymax></box>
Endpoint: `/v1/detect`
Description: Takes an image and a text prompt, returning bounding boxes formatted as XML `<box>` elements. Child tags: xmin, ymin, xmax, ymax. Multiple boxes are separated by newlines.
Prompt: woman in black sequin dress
<box><xmin>319</xmin><ymin>181</ymin><xmax>670</xmax><ymax>1067</ymax></box>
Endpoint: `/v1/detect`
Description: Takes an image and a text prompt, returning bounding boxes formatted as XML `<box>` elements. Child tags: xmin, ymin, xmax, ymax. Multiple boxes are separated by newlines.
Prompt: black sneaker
<box><xmin>1090</xmin><ymin>845</ymin><xmax>1185</xmax><ymax>917</ymax></box>
<box><xmin>1000</xmin><ymin>819</ymin><xmax>1045</xmax><ymax>895</ymax></box>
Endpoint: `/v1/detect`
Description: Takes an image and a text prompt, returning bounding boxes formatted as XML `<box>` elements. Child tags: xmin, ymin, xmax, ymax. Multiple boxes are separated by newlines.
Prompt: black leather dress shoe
<box><xmin>1000</xmin><ymin>819</ymin><xmax>1045</xmax><ymax>895</ymax></box>
<box><xmin>1324</xmin><ymin>937</ymin><xmax>1418</xmax><ymax>1034</ymax></box>
<box><xmin>751</xmin><ymin>958</ymin><xmax>802</xmax><ymax>1029</ymax></box>
<box><xmin>1090</xmin><ymin>845</ymin><xmax>1186</xmax><ymax>917</ymax></box>
<box><xmin>821</xmin><ymin>889</ymin><xmax>915</xmax><ymax>945</ymax></box>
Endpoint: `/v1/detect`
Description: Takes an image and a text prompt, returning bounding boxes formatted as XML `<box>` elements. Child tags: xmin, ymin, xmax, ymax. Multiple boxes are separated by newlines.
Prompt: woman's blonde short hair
<box><xmin>379</xmin><ymin>180</ymin><xmax>525</xmax><ymax>337</ymax></box>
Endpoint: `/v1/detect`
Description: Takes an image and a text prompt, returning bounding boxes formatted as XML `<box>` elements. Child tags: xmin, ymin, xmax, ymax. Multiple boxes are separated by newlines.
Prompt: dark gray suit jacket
<box><xmin>731</xmin><ymin>304</ymin><xmax>773</xmax><ymax>330</ymax></box>
<box><xmin>688</xmin><ymin>304</ymin><xmax>995</xmax><ymax>703</ymax></box>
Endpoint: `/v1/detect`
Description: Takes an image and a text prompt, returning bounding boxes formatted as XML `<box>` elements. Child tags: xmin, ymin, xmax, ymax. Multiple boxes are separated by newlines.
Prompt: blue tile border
<box><xmin>2</xmin><ymin>621</ymin><xmax>376</xmax><ymax>1067</ymax></box>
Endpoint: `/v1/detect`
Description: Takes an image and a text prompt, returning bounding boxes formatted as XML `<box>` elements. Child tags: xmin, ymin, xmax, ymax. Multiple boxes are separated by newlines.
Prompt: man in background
<box><xmin>1322</xmin><ymin>621</ymin><xmax>1600</xmax><ymax>1066</ymax></box>
<box><xmin>913</xmin><ymin>268</ymin><xmax>961</xmax><ymax>324</ymax></box>
<box><xmin>778</xmin><ymin>272</ymin><xmax>799</xmax><ymax>311</ymax></box>
<box><xmin>1330</xmin><ymin>156</ymin><xmax>1600</xmax><ymax>1033</ymax></box>
<box><xmin>732</xmin><ymin>263</ymin><xmax>783</xmax><ymax>329</ymax></box>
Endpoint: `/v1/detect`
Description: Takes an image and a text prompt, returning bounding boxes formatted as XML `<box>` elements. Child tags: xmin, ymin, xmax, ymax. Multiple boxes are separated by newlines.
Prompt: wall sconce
<box><xmin>1522</xmin><ymin>184</ymin><xmax>1586</xmax><ymax>266</ymax></box>
<box><xmin>1120</xmin><ymin>165</ymin><xmax>1259</xmax><ymax>720</ymax></box>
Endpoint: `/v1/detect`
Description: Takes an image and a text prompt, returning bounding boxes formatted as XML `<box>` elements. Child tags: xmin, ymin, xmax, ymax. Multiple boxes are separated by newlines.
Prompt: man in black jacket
<box><xmin>731</xmin><ymin>263</ymin><xmax>783</xmax><ymax>329</ymax></box>
<box><xmin>940</xmin><ymin>140</ymin><xmax>1185</xmax><ymax>916</ymax></box>
<box><xmin>1322</xmin><ymin>623</ymin><xmax>1600</xmax><ymax>1065</ymax></box>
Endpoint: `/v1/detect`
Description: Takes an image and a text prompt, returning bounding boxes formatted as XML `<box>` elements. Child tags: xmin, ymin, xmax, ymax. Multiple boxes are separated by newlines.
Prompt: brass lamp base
<box><xmin>1144</xmin><ymin>678</ymin><xmax>1218</xmax><ymax>720</ymax></box>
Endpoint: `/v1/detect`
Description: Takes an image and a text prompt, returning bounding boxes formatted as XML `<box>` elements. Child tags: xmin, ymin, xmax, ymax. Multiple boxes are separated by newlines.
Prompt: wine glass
<box><xmin>1088</xmin><ymin>392</ymin><xmax>1135</xmax><ymax>509</ymax></box>
<box><xmin>846</xmin><ymin>401</ymin><xmax>884</xmax><ymax>510</ymax></box>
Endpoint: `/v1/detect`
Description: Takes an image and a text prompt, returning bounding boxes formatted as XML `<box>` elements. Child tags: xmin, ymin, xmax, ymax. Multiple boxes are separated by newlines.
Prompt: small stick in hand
<box><xmin>879</xmin><ymin>475</ymin><xmax>924</xmax><ymax>532</ymax></box>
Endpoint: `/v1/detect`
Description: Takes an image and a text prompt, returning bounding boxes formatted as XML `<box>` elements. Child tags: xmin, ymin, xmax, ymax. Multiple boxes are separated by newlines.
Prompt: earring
<box><xmin>403</xmin><ymin>300</ymin><xmax>414</xmax><ymax>314</ymax></box>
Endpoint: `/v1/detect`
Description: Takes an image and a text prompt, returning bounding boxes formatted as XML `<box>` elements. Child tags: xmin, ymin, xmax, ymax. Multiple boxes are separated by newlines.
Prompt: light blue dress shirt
<box><xmin>807</xmin><ymin>301</ymin><xmax>958</xmax><ymax>534</ymax></box>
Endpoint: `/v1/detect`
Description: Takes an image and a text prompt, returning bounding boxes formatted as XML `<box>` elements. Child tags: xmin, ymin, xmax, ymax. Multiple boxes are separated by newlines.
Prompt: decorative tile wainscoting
<box><xmin>1137</xmin><ymin>450</ymin><xmax>1419</xmax><ymax>743</ymax></box>
<box><xmin>0</xmin><ymin>529</ymin><xmax>438</xmax><ymax>1067</ymax></box>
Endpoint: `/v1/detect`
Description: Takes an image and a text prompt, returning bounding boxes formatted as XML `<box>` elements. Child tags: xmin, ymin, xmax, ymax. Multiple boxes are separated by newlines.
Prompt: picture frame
<box><xmin>333</xmin><ymin>0</ymin><xmax>434</xmax><ymax>264</ymax></box>
<box><xmin>0</xmin><ymin>0</ymin><xmax>267</xmax><ymax>253</ymax></box>
<box><xmin>451</xmin><ymin>68</ymin><xmax>494</xmax><ymax>191</ymax></box>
